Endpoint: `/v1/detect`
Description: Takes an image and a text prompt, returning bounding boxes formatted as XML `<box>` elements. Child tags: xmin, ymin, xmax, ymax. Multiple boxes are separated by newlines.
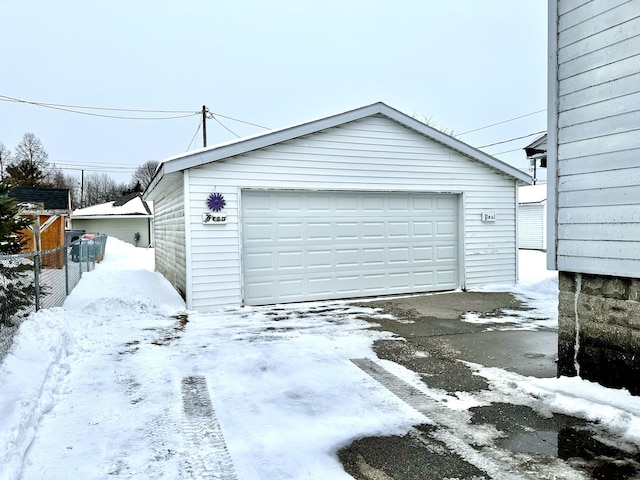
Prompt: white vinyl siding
<box><xmin>518</xmin><ymin>203</ymin><xmax>546</xmax><ymax>251</ymax></box>
<box><xmin>550</xmin><ymin>0</ymin><xmax>640</xmax><ymax>276</ymax></box>
<box><xmin>183</xmin><ymin>116</ymin><xmax>516</xmax><ymax>310</ymax></box>
<box><xmin>71</xmin><ymin>218</ymin><xmax>151</xmax><ymax>247</ymax></box>
<box><xmin>153</xmin><ymin>179</ymin><xmax>187</xmax><ymax>299</ymax></box>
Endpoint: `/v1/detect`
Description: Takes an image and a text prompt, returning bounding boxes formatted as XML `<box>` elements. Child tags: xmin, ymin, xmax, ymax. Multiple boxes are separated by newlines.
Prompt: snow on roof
<box><xmin>72</xmin><ymin>194</ymin><xmax>152</xmax><ymax>217</ymax></box>
<box><xmin>519</xmin><ymin>184</ymin><xmax>547</xmax><ymax>204</ymax></box>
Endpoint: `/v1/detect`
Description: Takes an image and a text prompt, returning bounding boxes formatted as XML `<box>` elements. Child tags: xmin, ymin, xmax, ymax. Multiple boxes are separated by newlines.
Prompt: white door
<box><xmin>242</xmin><ymin>190</ymin><xmax>459</xmax><ymax>305</ymax></box>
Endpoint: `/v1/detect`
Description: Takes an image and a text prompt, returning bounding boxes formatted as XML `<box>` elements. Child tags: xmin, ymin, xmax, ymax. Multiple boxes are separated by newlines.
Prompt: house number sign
<box><xmin>203</xmin><ymin>192</ymin><xmax>227</xmax><ymax>224</ymax></box>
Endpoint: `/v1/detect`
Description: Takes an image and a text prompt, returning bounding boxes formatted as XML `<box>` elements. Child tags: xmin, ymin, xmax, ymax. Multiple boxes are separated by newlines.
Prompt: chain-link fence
<box><xmin>0</xmin><ymin>235</ymin><xmax>107</xmax><ymax>361</ymax></box>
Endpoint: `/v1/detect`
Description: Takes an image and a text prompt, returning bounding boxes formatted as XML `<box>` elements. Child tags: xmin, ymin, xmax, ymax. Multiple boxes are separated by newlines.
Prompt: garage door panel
<box><xmin>308</xmin><ymin>222</ymin><xmax>332</xmax><ymax>239</ymax></box>
<box><xmin>278</xmin><ymin>223</ymin><xmax>304</xmax><ymax>241</ymax></box>
<box><xmin>389</xmin><ymin>222</ymin><xmax>410</xmax><ymax>238</ymax></box>
<box><xmin>242</xmin><ymin>191</ymin><xmax>459</xmax><ymax>305</ymax></box>
<box><xmin>389</xmin><ymin>247</ymin><xmax>410</xmax><ymax>263</ymax></box>
<box><xmin>308</xmin><ymin>250</ymin><xmax>332</xmax><ymax>268</ymax></box>
<box><xmin>413</xmin><ymin>222</ymin><xmax>434</xmax><ymax>237</ymax></box>
<box><xmin>413</xmin><ymin>246</ymin><xmax>434</xmax><ymax>262</ymax></box>
<box><xmin>363</xmin><ymin>222</ymin><xmax>385</xmax><ymax>238</ymax></box>
<box><xmin>336</xmin><ymin>249</ymin><xmax>359</xmax><ymax>267</ymax></box>
<box><xmin>363</xmin><ymin>248</ymin><xmax>385</xmax><ymax>265</ymax></box>
<box><xmin>278</xmin><ymin>251</ymin><xmax>304</xmax><ymax>270</ymax></box>
<box><xmin>436</xmin><ymin>245</ymin><xmax>457</xmax><ymax>261</ymax></box>
<box><xmin>244</xmin><ymin>252</ymin><xmax>273</xmax><ymax>271</ymax></box>
<box><xmin>436</xmin><ymin>220</ymin><xmax>456</xmax><ymax>236</ymax></box>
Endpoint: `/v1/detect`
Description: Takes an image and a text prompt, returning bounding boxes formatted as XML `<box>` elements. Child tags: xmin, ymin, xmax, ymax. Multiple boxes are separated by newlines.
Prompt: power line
<box><xmin>0</xmin><ymin>94</ymin><xmax>195</xmax><ymax>114</ymax></box>
<box><xmin>478</xmin><ymin>130</ymin><xmax>546</xmax><ymax>149</ymax></box>
<box><xmin>186</xmin><ymin>119</ymin><xmax>203</xmax><ymax>151</ymax></box>
<box><xmin>458</xmin><ymin>109</ymin><xmax>546</xmax><ymax>136</ymax></box>
<box><xmin>0</xmin><ymin>95</ymin><xmax>200</xmax><ymax>120</ymax></box>
<box><xmin>211</xmin><ymin>114</ymin><xmax>240</xmax><ymax>138</ymax></box>
<box><xmin>1</xmin><ymin>93</ymin><xmax>272</xmax><ymax>129</ymax></box>
<box><xmin>211</xmin><ymin>112</ymin><xmax>270</xmax><ymax>130</ymax></box>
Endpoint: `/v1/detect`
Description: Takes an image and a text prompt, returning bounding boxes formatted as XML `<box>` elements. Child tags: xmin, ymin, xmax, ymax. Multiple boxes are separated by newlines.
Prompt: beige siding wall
<box><xmin>554</xmin><ymin>0</ymin><xmax>640</xmax><ymax>276</ymax></box>
<box><xmin>153</xmin><ymin>177</ymin><xmax>187</xmax><ymax>299</ymax></box>
<box><xmin>185</xmin><ymin>116</ymin><xmax>517</xmax><ymax>310</ymax></box>
<box><xmin>72</xmin><ymin>218</ymin><xmax>151</xmax><ymax>247</ymax></box>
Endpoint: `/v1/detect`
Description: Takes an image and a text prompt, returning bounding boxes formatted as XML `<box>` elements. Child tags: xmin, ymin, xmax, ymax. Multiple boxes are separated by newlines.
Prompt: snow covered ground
<box><xmin>2</xmin><ymin>240</ymin><xmax>640</xmax><ymax>479</ymax></box>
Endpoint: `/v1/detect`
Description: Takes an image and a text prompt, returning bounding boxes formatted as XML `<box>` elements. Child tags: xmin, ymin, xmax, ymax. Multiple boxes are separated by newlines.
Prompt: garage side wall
<box><xmin>153</xmin><ymin>179</ymin><xmax>187</xmax><ymax>299</ymax></box>
<box><xmin>72</xmin><ymin>218</ymin><xmax>151</xmax><ymax>247</ymax></box>
<box><xmin>186</xmin><ymin>116</ymin><xmax>517</xmax><ymax>311</ymax></box>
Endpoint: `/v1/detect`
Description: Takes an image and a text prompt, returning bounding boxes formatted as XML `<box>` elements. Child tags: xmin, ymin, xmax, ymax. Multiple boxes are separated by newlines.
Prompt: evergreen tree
<box><xmin>0</xmin><ymin>181</ymin><xmax>35</xmax><ymax>327</ymax></box>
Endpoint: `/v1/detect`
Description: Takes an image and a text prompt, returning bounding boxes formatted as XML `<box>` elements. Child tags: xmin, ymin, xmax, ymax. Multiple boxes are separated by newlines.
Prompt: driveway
<box><xmin>338</xmin><ymin>292</ymin><xmax>640</xmax><ymax>480</ymax></box>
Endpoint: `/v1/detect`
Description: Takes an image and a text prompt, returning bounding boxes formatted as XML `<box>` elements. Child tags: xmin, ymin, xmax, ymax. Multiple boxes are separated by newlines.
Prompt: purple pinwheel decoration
<box><xmin>206</xmin><ymin>192</ymin><xmax>226</xmax><ymax>212</ymax></box>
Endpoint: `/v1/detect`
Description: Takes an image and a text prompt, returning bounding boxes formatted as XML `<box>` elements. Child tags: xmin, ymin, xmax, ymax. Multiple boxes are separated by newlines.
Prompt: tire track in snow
<box><xmin>181</xmin><ymin>375</ymin><xmax>238</xmax><ymax>479</ymax></box>
<box><xmin>351</xmin><ymin>358</ymin><xmax>538</xmax><ymax>480</ymax></box>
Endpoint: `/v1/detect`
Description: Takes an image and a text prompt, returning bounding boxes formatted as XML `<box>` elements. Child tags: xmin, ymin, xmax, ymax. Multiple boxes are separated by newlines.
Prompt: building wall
<box><xmin>71</xmin><ymin>218</ymin><xmax>151</xmax><ymax>247</ymax></box>
<box><xmin>549</xmin><ymin>0</ymin><xmax>640</xmax><ymax>276</ymax></box>
<box><xmin>558</xmin><ymin>271</ymin><xmax>640</xmax><ymax>394</ymax></box>
<box><xmin>550</xmin><ymin>0</ymin><xmax>640</xmax><ymax>390</ymax></box>
<box><xmin>19</xmin><ymin>214</ymin><xmax>66</xmax><ymax>269</ymax></box>
<box><xmin>181</xmin><ymin>115</ymin><xmax>518</xmax><ymax>311</ymax></box>
<box><xmin>518</xmin><ymin>203</ymin><xmax>546</xmax><ymax>250</ymax></box>
<box><xmin>152</xmin><ymin>178</ymin><xmax>187</xmax><ymax>299</ymax></box>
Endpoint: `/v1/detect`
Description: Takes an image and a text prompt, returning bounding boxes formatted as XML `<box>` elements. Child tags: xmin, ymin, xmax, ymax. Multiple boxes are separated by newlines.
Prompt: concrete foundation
<box><xmin>558</xmin><ymin>271</ymin><xmax>640</xmax><ymax>394</ymax></box>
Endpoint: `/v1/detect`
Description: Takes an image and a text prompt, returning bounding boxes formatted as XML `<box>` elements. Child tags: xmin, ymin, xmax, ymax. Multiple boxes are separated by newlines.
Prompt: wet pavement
<box><xmin>337</xmin><ymin>292</ymin><xmax>640</xmax><ymax>479</ymax></box>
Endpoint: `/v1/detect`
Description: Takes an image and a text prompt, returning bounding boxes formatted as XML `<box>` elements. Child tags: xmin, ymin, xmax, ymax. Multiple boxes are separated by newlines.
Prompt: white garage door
<box><xmin>242</xmin><ymin>190</ymin><xmax>459</xmax><ymax>305</ymax></box>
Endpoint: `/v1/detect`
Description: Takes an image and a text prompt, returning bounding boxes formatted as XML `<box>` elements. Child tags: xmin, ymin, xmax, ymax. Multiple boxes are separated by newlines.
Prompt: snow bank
<box><xmin>0</xmin><ymin>309</ymin><xmax>75</xmax><ymax>480</ymax></box>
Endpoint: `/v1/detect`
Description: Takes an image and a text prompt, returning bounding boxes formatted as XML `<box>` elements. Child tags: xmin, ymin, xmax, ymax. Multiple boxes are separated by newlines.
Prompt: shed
<box><xmin>548</xmin><ymin>0</ymin><xmax>640</xmax><ymax>392</ymax></box>
<box><xmin>517</xmin><ymin>184</ymin><xmax>547</xmax><ymax>251</ymax></box>
<box><xmin>71</xmin><ymin>193</ymin><xmax>153</xmax><ymax>247</ymax></box>
<box><xmin>145</xmin><ymin>102</ymin><xmax>531</xmax><ymax>311</ymax></box>
<box><xmin>8</xmin><ymin>186</ymin><xmax>71</xmax><ymax>267</ymax></box>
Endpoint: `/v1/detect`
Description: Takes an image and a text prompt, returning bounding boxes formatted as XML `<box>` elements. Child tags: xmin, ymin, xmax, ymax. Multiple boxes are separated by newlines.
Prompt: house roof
<box><xmin>72</xmin><ymin>193</ymin><xmax>153</xmax><ymax>218</ymax></box>
<box><xmin>519</xmin><ymin>184</ymin><xmax>547</xmax><ymax>204</ymax></box>
<box><xmin>525</xmin><ymin>133</ymin><xmax>547</xmax><ymax>159</ymax></box>
<box><xmin>9</xmin><ymin>186</ymin><xmax>70</xmax><ymax>211</ymax></box>
<box><xmin>146</xmin><ymin>102</ymin><xmax>531</xmax><ymax>197</ymax></box>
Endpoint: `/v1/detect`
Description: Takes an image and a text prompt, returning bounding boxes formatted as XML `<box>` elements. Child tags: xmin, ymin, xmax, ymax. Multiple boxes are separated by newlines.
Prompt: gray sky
<box><xmin>1</xmin><ymin>1</ymin><xmax>547</xmax><ymax>184</ymax></box>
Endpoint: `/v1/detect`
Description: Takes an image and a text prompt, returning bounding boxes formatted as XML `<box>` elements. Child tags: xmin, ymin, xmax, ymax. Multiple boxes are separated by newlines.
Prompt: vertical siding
<box><xmin>153</xmin><ymin>178</ymin><xmax>187</xmax><ymax>299</ymax></box>
<box><xmin>184</xmin><ymin>116</ymin><xmax>517</xmax><ymax>311</ymax></box>
<box><xmin>554</xmin><ymin>0</ymin><xmax>640</xmax><ymax>276</ymax></box>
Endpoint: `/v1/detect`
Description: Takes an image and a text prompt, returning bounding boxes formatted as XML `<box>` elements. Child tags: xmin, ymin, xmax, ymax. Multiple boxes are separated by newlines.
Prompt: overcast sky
<box><xmin>1</xmin><ymin>1</ymin><xmax>547</xmax><ymax>183</ymax></box>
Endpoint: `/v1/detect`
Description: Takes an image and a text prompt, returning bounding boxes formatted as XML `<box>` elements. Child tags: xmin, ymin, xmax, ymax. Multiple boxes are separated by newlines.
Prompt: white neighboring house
<box><xmin>71</xmin><ymin>193</ymin><xmax>154</xmax><ymax>247</ymax></box>
<box><xmin>518</xmin><ymin>184</ymin><xmax>547</xmax><ymax>251</ymax></box>
<box><xmin>145</xmin><ymin>102</ymin><xmax>531</xmax><ymax>311</ymax></box>
<box><xmin>524</xmin><ymin>133</ymin><xmax>548</xmax><ymax>185</ymax></box>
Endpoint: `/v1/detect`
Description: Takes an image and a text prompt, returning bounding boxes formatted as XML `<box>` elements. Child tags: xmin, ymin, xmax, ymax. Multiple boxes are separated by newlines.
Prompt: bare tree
<box><xmin>0</xmin><ymin>142</ymin><xmax>11</xmax><ymax>181</ymax></box>
<box><xmin>83</xmin><ymin>172</ymin><xmax>130</xmax><ymax>207</ymax></box>
<box><xmin>6</xmin><ymin>133</ymin><xmax>50</xmax><ymax>187</ymax></box>
<box><xmin>131</xmin><ymin>160</ymin><xmax>159</xmax><ymax>192</ymax></box>
<box><xmin>46</xmin><ymin>167</ymin><xmax>82</xmax><ymax>208</ymax></box>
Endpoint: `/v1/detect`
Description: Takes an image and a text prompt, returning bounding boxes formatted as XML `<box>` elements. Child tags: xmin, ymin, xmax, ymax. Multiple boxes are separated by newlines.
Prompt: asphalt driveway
<box><xmin>338</xmin><ymin>291</ymin><xmax>640</xmax><ymax>480</ymax></box>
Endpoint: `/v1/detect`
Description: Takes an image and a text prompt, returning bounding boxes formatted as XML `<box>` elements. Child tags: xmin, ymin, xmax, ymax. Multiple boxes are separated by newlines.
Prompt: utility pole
<box><xmin>202</xmin><ymin>105</ymin><xmax>208</xmax><ymax>148</ymax></box>
<box><xmin>81</xmin><ymin>169</ymin><xmax>85</xmax><ymax>207</ymax></box>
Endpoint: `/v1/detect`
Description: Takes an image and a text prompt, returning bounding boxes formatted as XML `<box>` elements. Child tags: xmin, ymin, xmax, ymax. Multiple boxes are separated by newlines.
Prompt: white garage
<box><xmin>145</xmin><ymin>102</ymin><xmax>530</xmax><ymax>311</ymax></box>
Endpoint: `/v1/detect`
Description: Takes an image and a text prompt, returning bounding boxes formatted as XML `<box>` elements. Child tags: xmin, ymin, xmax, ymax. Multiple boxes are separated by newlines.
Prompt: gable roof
<box><xmin>525</xmin><ymin>133</ymin><xmax>547</xmax><ymax>159</ymax></box>
<box><xmin>9</xmin><ymin>186</ymin><xmax>70</xmax><ymax>211</ymax></box>
<box><xmin>146</xmin><ymin>102</ymin><xmax>531</xmax><ymax>196</ymax></box>
<box><xmin>72</xmin><ymin>193</ymin><xmax>152</xmax><ymax>218</ymax></box>
<box><xmin>518</xmin><ymin>184</ymin><xmax>547</xmax><ymax>204</ymax></box>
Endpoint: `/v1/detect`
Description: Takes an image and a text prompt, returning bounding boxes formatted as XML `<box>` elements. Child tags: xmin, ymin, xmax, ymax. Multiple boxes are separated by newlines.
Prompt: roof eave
<box><xmin>148</xmin><ymin>102</ymin><xmax>532</xmax><ymax>192</ymax></box>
